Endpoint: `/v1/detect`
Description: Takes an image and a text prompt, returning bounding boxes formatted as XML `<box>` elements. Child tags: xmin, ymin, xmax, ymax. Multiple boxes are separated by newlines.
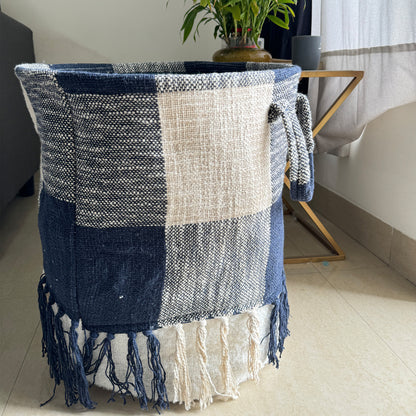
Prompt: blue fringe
<box><xmin>127</xmin><ymin>332</ymin><xmax>149</xmax><ymax>409</ymax></box>
<box><xmin>69</xmin><ymin>321</ymin><xmax>96</xmax><ymax>409</ymax></box>
<box><xmin>82</xmin><ymin>330</ymin><xmax>99</xmax><ymax>371</ymax></box>
<box><xmin>38</xmin><ymin>276</ymin><xmax>95</xmax><ymax>408</ymax></box>
<box><xmin>267</xmin><ymin>302</ymin><xmax>279</xmax><ymax>367</ymax></box>
<box><xmin>277</xmin><ymin>284</ymin><xmax>290</xmax><ymax>357</ymax></box>
<box><xmin>38</xmin><ymin>278</ymin><xmax>62</xmax><ymax>404</ymax></box>
<box><xmin>103</xmin><ymin>334</ymin><xmax>131</xmax><ymax>404</ymax></box>
<box><xmin>86</xmin><ymin>333</ymin><xmax>131</xmax><ymax>404</ymax></box>
<box><xmin>38</xmin><ymin>276</ymin><xmax>168</xmax><ymax>411</ymax></box>
<box><xmin>54</xmin><ymin>309</ymin><xmax>78</xmax><ymax>407</ymax></box>
<box><xmin>144</xmin><ymin>330</ymin><xmax>169</xmax><ymax>412</ymax></box>
<box><xmin>268</xmin><ymin>284</ymin><xmax>290</xmax><ymax>368</ymax></box>
<box><xmin>37</xmin><ymin>274</ymin><xmax>48</xmax><ymax>357</ymax></box>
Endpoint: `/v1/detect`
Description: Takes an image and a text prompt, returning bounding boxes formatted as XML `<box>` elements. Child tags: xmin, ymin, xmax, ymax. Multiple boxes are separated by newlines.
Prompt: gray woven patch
<box><xmin>112</xmin><ymin>62</ymin><xmax>186</xmax><ymax>74</ymax></box>
<box><xmin>65</xmin><ymin>93</ymin><xmax>167</xmax><ymax>228</ymax></box>
<box><xmin>16</xmin><ymin>65</ymin><xmax>75</xmax><ymax>203</ymax></box>
<box><xmin>158</xmin><ymin>207</ymin><xmax>271</xmax><ymax>326</ymax></box>
<box><xmin>155</xmin><ymin>70</ymin><xmax>275</xmax><ymax>93</ymax></box>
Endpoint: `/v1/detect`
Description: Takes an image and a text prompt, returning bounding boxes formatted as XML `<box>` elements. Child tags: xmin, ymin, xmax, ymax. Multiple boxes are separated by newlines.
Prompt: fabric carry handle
<box><xmin>268</xmin><ymin>93</ymin><xmax>314</xmax><ymax>202</ymax></box>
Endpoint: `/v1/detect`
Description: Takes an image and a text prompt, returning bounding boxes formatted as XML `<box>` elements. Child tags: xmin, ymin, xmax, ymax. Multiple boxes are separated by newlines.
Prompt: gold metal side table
<box><xmin>284</xmin><ymin>69</ymin><xmax>364</xmax><ymax>264</ymax></box>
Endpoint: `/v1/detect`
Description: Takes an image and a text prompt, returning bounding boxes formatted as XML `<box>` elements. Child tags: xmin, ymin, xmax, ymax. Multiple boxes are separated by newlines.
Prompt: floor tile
<box><xmin>310</xmin><ymin>183</ymin><xmax>394</xmax><ymax>264</ymax></box>
<box><xmin>285</xmin><ymin>214</ymin><xmax>333</xmax><ymax>258</ymax></box>
<box><xmin>0</xmin><ymin>194</ymin><xmax>43</xmax><ymax>301</ymax></box>
<box><xmin>283</xmin><ymin>238</ymin><xmax>319</xmax><ymax>275</ymax></box>
<box><xmin>321</xmin><ymin>266</ymin><xmax>416</xmax><ymax>374</ymax></box>
<box><xmin>276</xmin><ymin>272</ymin><xmax>416</xmax><ymax>416</ymax></box>
<box><xmin>0</xmin><ymin>297</ymin><xmax>39</xmax><ymax>415</ymax></box>
<box><xmin>310</xmin><ymin>217</ymin><xmax>387</xmax><ymax>273</ymax></box>
<box><xmin>284</xmin><ymin>209</ymin><xmax>386</xmax><ymax>274</ymax></box>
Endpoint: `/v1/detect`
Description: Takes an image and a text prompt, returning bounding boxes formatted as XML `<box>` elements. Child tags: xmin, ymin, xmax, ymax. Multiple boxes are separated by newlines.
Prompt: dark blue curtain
<box><xmin>262</xmin><ymin>0</ymin><xmax>312</xmax><ymax>93</ymax></box>
<box><xmin>261</xmin><ymin>0</ymin><xmax>312</xmax><ymax>60</ymax></box>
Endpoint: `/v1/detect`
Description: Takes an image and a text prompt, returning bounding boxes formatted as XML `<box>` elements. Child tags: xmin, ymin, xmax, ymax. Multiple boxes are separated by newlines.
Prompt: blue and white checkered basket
<box><xmin>15</xmin><ymin>61</ymin><xmax>314</xmax><ymax>411</ymax></box>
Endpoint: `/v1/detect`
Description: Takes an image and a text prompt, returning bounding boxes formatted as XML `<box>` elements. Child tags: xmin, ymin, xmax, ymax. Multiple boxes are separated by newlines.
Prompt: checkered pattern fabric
<box><xmin>15</xmin><ymin>62</ymin><xmax>314</xmax><ymax>410</ymax></box>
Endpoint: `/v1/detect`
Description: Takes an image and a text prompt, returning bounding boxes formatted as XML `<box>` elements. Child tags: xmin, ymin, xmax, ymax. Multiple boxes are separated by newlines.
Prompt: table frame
<box><xmin>284</xmin><ymin>70</ymin><xmax>364</xmax><ymax>264</ymax></box>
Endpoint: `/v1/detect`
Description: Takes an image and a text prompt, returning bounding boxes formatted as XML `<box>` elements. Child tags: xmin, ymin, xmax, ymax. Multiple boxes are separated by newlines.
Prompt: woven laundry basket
<box><xmin>15</xmin><ymin>61</ymin><xmax>314</xmax><ymax>411</ymax></box>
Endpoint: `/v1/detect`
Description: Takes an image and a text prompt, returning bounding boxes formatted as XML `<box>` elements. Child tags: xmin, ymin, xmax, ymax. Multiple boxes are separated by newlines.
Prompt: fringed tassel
<box><xmin>54</xmin><ymin>309</ymin><xmax>78</xmax><ymax>407</ymax></box>
<box><xmin>267</xmin><ymin>303</ymin><xmax>279</xmax><ymax>367</ymax></box>
<box><xmin>38</xmin><ymin>275</ymin><xmax>95</xmax><ymax>409</ymax></box>
<box><xmin>38</xmin><ymin>276</ymin><xmax>60</xmax><ymax>383</ymax></box>
<box><xmin>173</xmin><ymin>324</ymin><xmax>193</xmax><ymax>410</ymax></box>
<box><xmin>37</xmin><ymin>274</ymin><xmax>48</xmax><ymax>357</ymax></box>
<box><xmin>143</xmin><ymin>330</ymin><xmax>169</xmax><ymax>412</ymax></box>
<box><xmin>277</xmin><ymin>285</ymin><xmax>290</xmax><ymax>357</ymax></box>
<box><xmin>38</xmin><ymin>275</ymin><xmax>171</xmax><ymax>410</ymax></box>
<box><xmin>82</xmin><ymin>330</ymin><xmax>98</xmax><ymax>371</ymax></box>
<box><xmin>38</xmin><ymin>276</ymin><xmax>60</xmax><ymax>407</ymax></box>
<box><xmin>196</xmin><ymin>320</ymin><xmax>213</xmax><ymax>410</ymax></box>
<box><xmin>219</xmin><ymin>317</ymin><xmax>239</xmax><ymax>399</ymax></box>
<box><xmin>68</xmin><ymin>321</ymin><xmax>96</xmax><ymax>409</ymax></box>
<box><xmin>268</xmin><ymin>285</ymin><xmax>290</xmax><ymax>368</ymax></box>
<box><xmin>126</xmin><ymin>332</ymin><xmax>148</xmax><ymax>410</ymax></box>
<box><xmin>247</xmin><ymin>310</ymin><xmax>261</xmax><ymax>383</ymax></box>
<box><xmin>87</xmin><ymin>333</ymin><xmax>130</xmax><ymax>403</ymax></box>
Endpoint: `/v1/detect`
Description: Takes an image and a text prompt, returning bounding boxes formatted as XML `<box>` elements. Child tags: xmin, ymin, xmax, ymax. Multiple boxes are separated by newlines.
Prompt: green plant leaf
<box><xmin>250</xmin><ymin>0</ymin><xmax>260</xmax><ymax>16</ymax></box>
<box><xmin>220</xmin><ymin>0</ymin><xmax>239</xmax><ymax>8</ymax></box>
<box><xmin>181</xmin><ymin>5</ymin><xmax>205</xmax><ymax>42</ymax></box>
<box><xmin>229</xmin><ymin>5</ymin><xmax>241</xmax><ymax>21</ymax></box>
<box><xmin>267</xmin><ymin>13</ymin><xmax>289</xmax><ymax>29</ymax></box>
<box><xmin>200</xmin><ymin>0</ymin><xmax>210</xmax><ymax>7</ymax></box>
<box><xmin>214</xmin><ymin>24</ymin><xmax>220</xmax><ymax>38</ymax></box>
<box><xmin>286</xmin><ymin>5</ymin><xmax>295</xmax><ymax>17</ymax></box>
<box><xmin>181</xmin><ymin>4</ymin><xmax>201</xmax><ymax>30</ymax></box>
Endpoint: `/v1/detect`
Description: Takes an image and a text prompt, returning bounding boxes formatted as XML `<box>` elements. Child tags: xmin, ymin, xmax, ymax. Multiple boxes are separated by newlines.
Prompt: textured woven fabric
<box><xmin>15</xmin><ymin>61</ymin><xmax>314</xmax><ymax>411</ymax></box>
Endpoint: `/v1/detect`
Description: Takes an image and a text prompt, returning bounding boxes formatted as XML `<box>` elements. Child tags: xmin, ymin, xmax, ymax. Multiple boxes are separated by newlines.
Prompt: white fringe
<box><xmin>196</xmin><ymin>320</ymin><xmax>214</xmax><ymax>410</ymax></box>
<box><xmin>219</xmin><ymin>317</ymin><xmax>239</xmax><ymax>399</ymax></box>
<box><xmin>173</xmin><ymin>323</ymin><xmax>193</xmax><ymax>410</ymax></box>
<box><xmin>247</xmin><ymin>309</ymin><xmax>261</xmax><ymax>383</ymax></box>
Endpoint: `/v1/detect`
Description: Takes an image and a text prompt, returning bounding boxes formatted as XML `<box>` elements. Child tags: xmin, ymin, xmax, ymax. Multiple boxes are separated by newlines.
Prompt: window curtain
<box><xmin>311</xmin><ymin>0</ymin><xmax>416</xmax><ymax>156</ymax></box>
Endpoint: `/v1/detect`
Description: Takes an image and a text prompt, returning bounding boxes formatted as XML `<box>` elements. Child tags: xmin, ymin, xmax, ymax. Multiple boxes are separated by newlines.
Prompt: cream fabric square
<box><xmin>158</xmin><ymin>83</ymin><xmax>274</xmax><ymax>226</ymax></box>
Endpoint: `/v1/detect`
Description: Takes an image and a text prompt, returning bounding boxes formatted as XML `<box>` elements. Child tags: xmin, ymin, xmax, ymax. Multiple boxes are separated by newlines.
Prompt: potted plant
<box><xmin>180</xmin><ymin>0</ymin><xmax>299</xmax><ymax>62</ymax></box>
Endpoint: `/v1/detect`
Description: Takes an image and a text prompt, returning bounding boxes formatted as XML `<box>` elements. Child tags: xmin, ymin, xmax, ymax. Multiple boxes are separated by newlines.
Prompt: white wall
<box><xmin>314</xmin><ymin>102</ymin><xmax>416</xmax><ymax>240</ymax></box>
<box><xmin>2</xmin><ymin>0</ymin><xmax>221</xmax><ymax>63</ymax></box>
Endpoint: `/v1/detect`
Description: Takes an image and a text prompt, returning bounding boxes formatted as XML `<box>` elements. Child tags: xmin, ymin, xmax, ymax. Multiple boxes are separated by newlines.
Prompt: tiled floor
<box><xmin>0</xmin><ymin>190</ymin><xmax>415</xmax><ymax>416</ymax></box>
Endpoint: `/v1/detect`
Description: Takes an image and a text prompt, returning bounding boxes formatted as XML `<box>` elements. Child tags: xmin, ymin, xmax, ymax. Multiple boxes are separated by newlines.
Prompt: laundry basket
<box><xmin>15</xmin><ymin>61</ymin><xmax>314</xmax><ymax>411</ymax></box>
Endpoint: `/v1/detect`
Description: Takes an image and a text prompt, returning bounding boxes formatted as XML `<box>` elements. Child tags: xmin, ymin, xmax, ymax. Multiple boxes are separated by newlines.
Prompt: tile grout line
<box><xmin>316</xmin><ymin>270</ymin><xmax>416</xmax><ymax>378</ymax></box>
<box><xmin>311</xmin><ymin>262</ymin><xmax>389</xmax><ymax>274</ymax></box>
<box><xmin>1</xmin><ymin>320</ymin><xmax>41</xmax><ymax>416</ymax></box>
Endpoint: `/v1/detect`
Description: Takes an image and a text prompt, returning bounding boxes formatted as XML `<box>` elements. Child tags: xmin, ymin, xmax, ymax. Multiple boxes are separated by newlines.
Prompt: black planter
<box><xmin>292</xmin><ymin>35</ymin><xmax>321</xmax><ymax>70</ymax></box>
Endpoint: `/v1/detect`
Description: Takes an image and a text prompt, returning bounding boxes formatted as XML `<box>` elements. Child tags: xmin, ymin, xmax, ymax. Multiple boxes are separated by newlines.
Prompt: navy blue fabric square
<box><xmin>184</xmin><ymin>61</ymin><xmax>247</xmax><ymax>74</ymax></box>
<box><xmin>56</xmin><ymin>71</ymin><xmax>157</xmax><ymax>95</ymax></box>
<box><xmin>38</xmin><ymin>189</ymin><xmax>79</xmax><ymax>318</ymax></box>
<box><xmin>263</xmin><ymin>198</ymin><xmax>285</xmax><ymax>304</ymax></box>
<box><xmin>75</xmin><ymin>225</ymin><xmax>166</xmax><ymax>333</ymax></box>
<box><xmin>51</xmin><ymin>63</ymin><xmax>114</xmax><ymax>73</ymax></box>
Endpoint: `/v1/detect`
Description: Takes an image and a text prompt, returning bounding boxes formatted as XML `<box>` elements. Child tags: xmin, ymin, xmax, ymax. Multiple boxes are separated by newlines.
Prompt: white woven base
<box><xmin>58</xmin><ymin>304</ymin><xmax>273</xmax><ymax>408</ymax></box>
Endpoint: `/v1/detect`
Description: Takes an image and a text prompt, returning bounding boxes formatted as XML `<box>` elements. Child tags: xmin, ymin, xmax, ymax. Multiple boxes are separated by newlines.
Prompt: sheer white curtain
<box><xmin>311</xmin><ymin>0</ymin><xmax>416</xmax><ymax>156</ymax></box>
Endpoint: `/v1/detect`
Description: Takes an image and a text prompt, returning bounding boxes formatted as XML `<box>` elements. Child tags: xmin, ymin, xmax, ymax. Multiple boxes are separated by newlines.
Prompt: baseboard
<box><xmin>310</xmin><ymin>183</ymin><xmax>416</xmax><ymax>286</ymax></box>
